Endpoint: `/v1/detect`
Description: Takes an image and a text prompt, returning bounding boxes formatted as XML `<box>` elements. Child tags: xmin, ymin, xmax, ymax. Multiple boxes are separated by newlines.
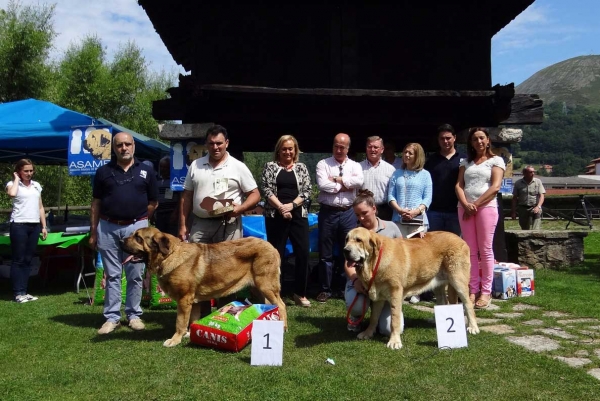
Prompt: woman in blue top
<box><xmin>387</xmin><ymin>142</ymin><xmax>432</xmax><ymax>238</ymax></box>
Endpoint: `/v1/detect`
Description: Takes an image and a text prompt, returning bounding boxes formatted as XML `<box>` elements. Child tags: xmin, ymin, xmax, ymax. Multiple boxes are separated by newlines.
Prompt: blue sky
<box><xmin>492</xmin><ymin>0</ymin><xmax>599</xmax><ymax>85</ymax></box>
<box><xmin>1</xmin><ymin>0</ymin><xmax>597</xmax><ymax>87</ymax></box>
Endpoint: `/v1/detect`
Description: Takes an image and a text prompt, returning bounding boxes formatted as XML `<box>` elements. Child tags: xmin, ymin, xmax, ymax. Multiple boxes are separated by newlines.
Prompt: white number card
<box><xmin>251</xmin><ymin>320</ymin><xmax>284</xmax><ymax>366</ymax></box>
<box><xmin>434</xmin><ymin>304</ymin><xmax>468</xmax><ymax>349</ymax></box>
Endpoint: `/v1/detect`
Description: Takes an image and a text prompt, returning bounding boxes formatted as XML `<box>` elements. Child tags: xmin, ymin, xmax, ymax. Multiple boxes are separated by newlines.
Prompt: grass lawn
<box><xmin>1</xmin><ymin>229</ymin><xmax>600</xmax><ymax>400</ymax></box>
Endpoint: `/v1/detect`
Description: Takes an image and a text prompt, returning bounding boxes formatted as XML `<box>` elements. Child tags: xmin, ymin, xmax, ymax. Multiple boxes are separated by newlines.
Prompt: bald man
<box><xmin>90</xmin><ymin>132</ymin><xmax>158</xmax><ymax>335</ymax></box>
<box><xmin>315</xmin><ymin>133</ymin><xmax>364</xmax><ymax>303</ymax></box>
<box><xmin>511</xmin><ymin>166</ymin><xmax>546</xmax><ymax>230</ymax></box>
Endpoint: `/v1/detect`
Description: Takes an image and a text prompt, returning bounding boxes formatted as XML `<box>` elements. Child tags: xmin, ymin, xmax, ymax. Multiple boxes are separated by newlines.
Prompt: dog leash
<box><xmin>346</xmin><ymin>246</ymin><xmax>384</xmax><ymax>326</ymax></box>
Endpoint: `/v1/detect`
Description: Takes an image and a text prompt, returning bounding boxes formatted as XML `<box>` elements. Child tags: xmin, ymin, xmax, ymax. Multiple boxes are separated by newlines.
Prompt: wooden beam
<box><xmin>501</xmin><ymin>94</ymin><xmax>544</xmax><ymax>125</ymax></box>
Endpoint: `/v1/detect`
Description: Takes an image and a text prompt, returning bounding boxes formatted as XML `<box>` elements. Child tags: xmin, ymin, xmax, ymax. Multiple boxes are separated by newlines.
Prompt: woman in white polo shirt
<box><xmin>5</xmin><ymin>159</ymin><xmax>48</xmax><ymax>303</ymax></box>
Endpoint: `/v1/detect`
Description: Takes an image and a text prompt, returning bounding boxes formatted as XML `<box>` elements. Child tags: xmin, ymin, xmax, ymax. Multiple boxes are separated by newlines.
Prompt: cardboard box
<box><xmin>516</xmin><ymin>269</ymin><xmax>535</xmax><ymax>296</ymax></box>
<box><xmin>190</xmin><ymin>302</ymin><xmax>280</xmax><ymax>352</ymax></box>
<box><xmin>493</xmin><ymin>268</ymin><xmax>517</xmax><ymax>299</ymax></box>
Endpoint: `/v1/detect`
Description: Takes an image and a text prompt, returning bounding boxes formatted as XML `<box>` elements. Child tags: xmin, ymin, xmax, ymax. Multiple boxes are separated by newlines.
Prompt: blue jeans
<box><xmin>10</xmin><ymin>222</ymin><xmax>41</xmax><ymax>297</ymax></box>
<box><xmin>345</xmin><ymin>279</ymin><xmax>396</xmax><ymax>335</ymax></box>
<box><xmin>97</xmin><ymin>219</ymin><xmax>148</xmax><ymax>323</ymax></box>
<box><xmin>318</xmin><ymin>206</ymin><xmax>357</xmax><ymax>294</ymax></box>
<box><xmin>426</xmin><ymin>210</ymin><xmax>461</xmax><ymax>236</ymax></box>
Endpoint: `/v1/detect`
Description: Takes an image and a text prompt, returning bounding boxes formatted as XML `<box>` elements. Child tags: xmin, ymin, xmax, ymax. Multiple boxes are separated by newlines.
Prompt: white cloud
<box><xmin>0</xmin><ymin>0</ymin><xmax>185</xmax><ymax>75</ymax></box>
<box><xmin>493</xmin><ymin>3</ymin><xmax>585</xmax><ymax>52</ymax></box>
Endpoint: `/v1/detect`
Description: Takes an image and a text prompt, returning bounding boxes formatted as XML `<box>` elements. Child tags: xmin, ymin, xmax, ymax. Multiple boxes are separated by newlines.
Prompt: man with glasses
<box><xmin>315</xmin><ymin>133</ymin><xmax>363</xmax><ymax>303</ymax></box>
<box><xmin>511</xmin><ymin>166</ymin><xmax>546</xmax><ymax>230</ymax></box>
<box><xmin>179</xmin><ymin>125</ymin><xmax>260</xmax><ymax>315</ymax></box>
<box><xmin>90</xmin><ymin>132</ymin><xmax>158</xmax><ymax>334</ymax></box>
<box><xmin>360</xmin><ymin>136</ymin><xmax>396</xmax><ymax>220</ymax></box>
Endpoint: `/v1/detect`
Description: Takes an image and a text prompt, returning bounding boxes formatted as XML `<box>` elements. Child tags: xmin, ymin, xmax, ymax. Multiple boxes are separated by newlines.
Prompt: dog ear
<box><xmin>369</xmin><ymin>231</ymin><xmax>383</xmax><ymax>257</ymax></box>
<box><xmin>153</xmin><ymin>232</ymin><xmax>172</xmax><ymax>255</ymax></box>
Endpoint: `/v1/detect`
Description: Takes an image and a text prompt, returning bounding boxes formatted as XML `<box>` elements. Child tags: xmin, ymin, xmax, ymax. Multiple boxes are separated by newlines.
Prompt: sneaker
<box><xmin>24</xmin><ymin>294</ymin><xmax>38</xmax><ymax>301</ymax></box>
<box><xmin>128</xmin><ymin>318</ymin><xmax>145</xmax><ymax>331</ymax></box>
<box><xmin>14</xmin><ymin>295</ymin><xmax>29</xmax><ymax>303</ymax></box>
<box><xmin>347</xmin><ymin>316</ymin><xmax>361</xmax><ymax>332</ymax></box>
<box><xmin>409</xmin><ymin>295</ymin><xmax>420</xmax><ymax>304</ymax></box>
<box><xmin>98</xmin><ymin>321</ymin><xmax>120</xmax><ymax>334</ymax></box>
<box><xmin>316</xmin><ymin>292</ymin><xmax>331</xmax><ymax>303</ymax></box>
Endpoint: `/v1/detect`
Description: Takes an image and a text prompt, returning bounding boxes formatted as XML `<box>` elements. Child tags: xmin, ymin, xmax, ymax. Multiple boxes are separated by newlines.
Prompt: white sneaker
<box><xmin>14</xmin><ymin>295</ymin><xmax>29</xmax><ymax>303</ymax></box>
<box><xmin>24</xmin><ymin>294</ymin><xmax>38</xmax><ymax>301</ymax></box>
<box><xmin>409</xmin><ymin>295</ymin><xmax>420</xmax><ymax>304</ymax></box>
<box><xmin>128</xmin><ymin>319</ymin><xmax>145</xmax><ymax>331</ymax></box>
<box><xmin>98</xmin><ymin>321</ymin><xmax>120</xmax><ymax>334</ymax></box>
<box><xmin>347</xmin><ymin>316</ymin><xmax>361</xmax><ymax>332</ymax></box>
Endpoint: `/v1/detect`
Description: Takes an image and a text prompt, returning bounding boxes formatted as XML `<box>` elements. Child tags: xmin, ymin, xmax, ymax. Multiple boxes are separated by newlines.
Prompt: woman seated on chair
<box><xmin>344</xmin><ymin>189</ymin><xmax>402</xmax><ymax>334</ymax></box>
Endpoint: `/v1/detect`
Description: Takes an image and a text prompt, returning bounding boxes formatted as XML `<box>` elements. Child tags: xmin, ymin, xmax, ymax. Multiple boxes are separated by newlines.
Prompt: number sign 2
<box><xmin>434</xmin><ymin>304</ymin><xmax>468</xmax><ymax>349</ymax></box>
<box><xmin>251</xmin><ymin>320</ymin><xmax>284</xmax><ymax>366</ymax></box>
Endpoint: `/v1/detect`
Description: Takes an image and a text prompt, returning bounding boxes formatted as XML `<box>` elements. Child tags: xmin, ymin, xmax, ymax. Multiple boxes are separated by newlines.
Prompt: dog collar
<box><xmin>346</xmin><ymin>246</ymin><xmax>384</xmax><ymax>326</ymax></box>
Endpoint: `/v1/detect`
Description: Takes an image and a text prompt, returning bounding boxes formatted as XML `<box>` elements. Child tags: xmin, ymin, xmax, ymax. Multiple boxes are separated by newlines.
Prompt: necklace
<box><xmin>403</xmin><ymin>169</ymin><xmax>417</xmax><ymax>180</ymax></box>
<box><xmin>278</xmin><ymin>162</ymin><xmax>294</xmax><ymax>171</ymax></box>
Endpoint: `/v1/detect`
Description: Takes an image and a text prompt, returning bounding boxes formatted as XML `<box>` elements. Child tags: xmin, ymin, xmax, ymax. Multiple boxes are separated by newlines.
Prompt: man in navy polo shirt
<box><xmin>90</xmin><ymin>132</ymin><xmax>158</xmax><ymax>335</ymax></box>
<box><xmin>424</xmin><ymin>124</ymin><xmax>462</xmax><ymax>236</ymax></box>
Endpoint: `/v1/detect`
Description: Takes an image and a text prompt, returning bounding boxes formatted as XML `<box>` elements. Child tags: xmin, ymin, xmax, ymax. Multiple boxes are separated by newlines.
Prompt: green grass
<box><xmin>1</xmin><ymin>233</ymin><xmax>600</xmax><ymax>400</ymax></box>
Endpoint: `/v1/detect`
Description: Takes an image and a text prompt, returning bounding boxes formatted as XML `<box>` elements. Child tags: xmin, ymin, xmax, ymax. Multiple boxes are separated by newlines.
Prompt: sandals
<box><xmin>293</xmin><ymin>294</ymin><xmax>311</xmax><ymax>307</ymax></box>
<box><xmin>475</xmin><ymin>295</ymin><xmax>492</xmax><ymax>309</ymax></box>
<box><xmin>469</xmin><ymin>293</ymin><xmax>479</xmax><ymax>304</ymax></box>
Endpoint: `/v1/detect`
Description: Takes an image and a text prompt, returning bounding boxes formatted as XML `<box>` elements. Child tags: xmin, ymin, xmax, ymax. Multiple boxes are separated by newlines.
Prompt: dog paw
<box><xmin>163</xmin><ymin>338</ymin><xmax>182</xmax><ymax>347</ymax></box>
<box><xmin>467</xmin><ymin>326</ymin><xmax>480</xmax><ymax>335</ymax></box>
<box><xmin>357</xmin><ymin>330</ymin><xmax>374</xmax><ymax>340</ymax></box>
<box><xmin>183</xmin><ymin>331</ymin><xmax>190</xmax><ymax>339</ymax></box>
<box><xmin>386</xmin><ymin>340</ymin><xmax>403</xmax><ymax>350</ymax></box>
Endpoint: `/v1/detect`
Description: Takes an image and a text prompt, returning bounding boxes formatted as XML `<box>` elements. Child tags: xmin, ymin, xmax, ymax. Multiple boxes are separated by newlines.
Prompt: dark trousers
<box><xmin>265</xmin><ymin>211</ymin><xmax>310</xmax><ymax>297</ymax></box>
<box><xmin>376</xmin><ymin>203</ymin><xmax>393</xmax><ymax>221</ymax></box>
<box><xmin>10</xmin><ymin>222</ymin><xmax>41</xmax><ymax>297</ymax></box>
<box><xmin>318</xmin><ymin>205</ymin><xmax>357</xmax><ymax>294</ymax></box>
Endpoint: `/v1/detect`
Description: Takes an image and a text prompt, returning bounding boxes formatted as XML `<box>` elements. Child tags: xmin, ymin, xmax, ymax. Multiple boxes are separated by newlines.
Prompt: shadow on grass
<box><xmin>292</xmin><ymin>315</ymin><xmax>433</xmax><ymax>348</ymax></box>
<box><xmin>50</xmin><ymin>311</ymin><xmax>176</xmax><ymax>342</ymax></box>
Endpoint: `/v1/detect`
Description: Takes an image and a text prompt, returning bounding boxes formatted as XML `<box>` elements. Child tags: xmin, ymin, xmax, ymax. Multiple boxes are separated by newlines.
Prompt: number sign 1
<box><xmin>251</xmin><ymin>320</ymin><xmax>284</xmax><ymax>366</ymax></box>
<box><xmin>434</xmin><ymin>304</ymin><xmax>468</xmax><ymax>349</ymax></box>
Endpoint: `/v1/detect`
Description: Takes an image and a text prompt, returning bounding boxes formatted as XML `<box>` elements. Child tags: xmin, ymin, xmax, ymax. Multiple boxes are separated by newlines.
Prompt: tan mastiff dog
<box><xmin>122</xmin><ymin>227</ymin><xmax>287</xmax><ymax>347</ymax></box>
<box><xmin>344</xmin><ymin>227</ymin><xmax>479</xmax><ymax>349</ymax></box>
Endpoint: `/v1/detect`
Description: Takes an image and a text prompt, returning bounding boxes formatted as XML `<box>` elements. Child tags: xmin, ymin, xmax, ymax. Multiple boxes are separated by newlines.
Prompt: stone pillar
<box><xmin>505</xmin><ymin>230</ymin><xmax>588</xmax><ymax>269</ymax></box>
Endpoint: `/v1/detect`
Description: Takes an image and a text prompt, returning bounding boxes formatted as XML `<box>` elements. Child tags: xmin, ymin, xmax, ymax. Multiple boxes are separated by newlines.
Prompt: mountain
<box><xmin>516</xmin><ymin>55</ymin><xmax>600</xmax><ymax>108</ymax></box>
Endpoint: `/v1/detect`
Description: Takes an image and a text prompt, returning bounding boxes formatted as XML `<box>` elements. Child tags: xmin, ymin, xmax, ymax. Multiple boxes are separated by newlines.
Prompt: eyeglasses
<box><xmin>111</xmin><ymin>170</ymin><xmax>134</xmax><ymax>186</ymax></box>
<box><xmin>338</xmin><ymin>165</ymin><xmax>343</xmax><ymax>177</ymax></box>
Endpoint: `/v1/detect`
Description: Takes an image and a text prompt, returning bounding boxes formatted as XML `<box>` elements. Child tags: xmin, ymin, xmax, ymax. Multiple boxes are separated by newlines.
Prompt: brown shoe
<box><xmin>316</xmin><ymin>292</ymin><xmax>331</xmax><ymax>303</ymax></box>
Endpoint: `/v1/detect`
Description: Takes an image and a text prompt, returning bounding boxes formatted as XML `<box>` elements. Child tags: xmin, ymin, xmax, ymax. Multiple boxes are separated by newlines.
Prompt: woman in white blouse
<box><xmin>455</xmin><ymin>128</ymin><xmax>505</xmax><ymax>309</ymax></box>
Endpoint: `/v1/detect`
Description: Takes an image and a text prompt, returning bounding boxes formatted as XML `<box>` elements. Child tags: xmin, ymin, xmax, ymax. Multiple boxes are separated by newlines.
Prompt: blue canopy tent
<box><xmin>0</xmin><ymin>99</ymin><xmax>169</xmax><ymax>164</ymax></box>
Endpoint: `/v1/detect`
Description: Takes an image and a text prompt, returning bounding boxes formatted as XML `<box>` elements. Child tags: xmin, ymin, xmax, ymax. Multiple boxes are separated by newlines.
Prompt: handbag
<box><xmin>400</xmin><ymin>214</ymin><xmax>424</xmax><ymax>225</ymax></box>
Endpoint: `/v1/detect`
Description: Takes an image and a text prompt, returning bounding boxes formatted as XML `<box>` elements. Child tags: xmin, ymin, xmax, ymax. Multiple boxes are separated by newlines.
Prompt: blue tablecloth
<box><xmin>242</xmin><ymin>213</ymin><xmax>319</xmax><ymax>256</ymax></box>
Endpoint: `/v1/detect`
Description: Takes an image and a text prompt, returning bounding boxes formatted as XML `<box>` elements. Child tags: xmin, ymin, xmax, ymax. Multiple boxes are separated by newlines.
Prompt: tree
<box><xmin>0</xmin><ymin>0</ymin><xmax>55</xmax><ymax>102</ymax></box>
<box><xmin>50</xmin><ymin>37</ymin><xmax>175</xmax><ymax>139</ymax></box>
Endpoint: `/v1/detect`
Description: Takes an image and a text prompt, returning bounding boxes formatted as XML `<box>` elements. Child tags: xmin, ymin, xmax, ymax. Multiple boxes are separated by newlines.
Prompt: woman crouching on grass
<box><xmin>344</xmin><ymin>189</ymin><xmax>402</xmax><ymax>333</ymax></box>
<box><xmin>5</xmin><ymin>159</ymin><xmax>48</xmax><ymax>303</ymax></box>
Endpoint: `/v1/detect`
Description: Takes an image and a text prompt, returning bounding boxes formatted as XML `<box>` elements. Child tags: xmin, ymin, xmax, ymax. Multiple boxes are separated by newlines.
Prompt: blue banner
<box><xmin>500</xmin><ymin>178</ymin><xmax>513</xmax><ymax>194</ymax></box>
<box><xmin>68</xmin><ymin>125</ymin><xmax>113</xmax><ymax>176</ymax></box>
<box><xmin>169</xmin><ymin>139</ymin><xmax>207</xmax><ymax>191</ymax></box>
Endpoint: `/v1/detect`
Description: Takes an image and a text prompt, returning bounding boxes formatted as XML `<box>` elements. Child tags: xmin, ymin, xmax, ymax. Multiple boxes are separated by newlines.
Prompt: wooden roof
<box><xmin>139</xmin><ymin>0</ymin><xmax>540</xmax><ymax>152</ymax></box>
<box><xmin>139</xmin><ymin>0</ymin><xmax>534</xmax><ymax>73</ymax></box>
